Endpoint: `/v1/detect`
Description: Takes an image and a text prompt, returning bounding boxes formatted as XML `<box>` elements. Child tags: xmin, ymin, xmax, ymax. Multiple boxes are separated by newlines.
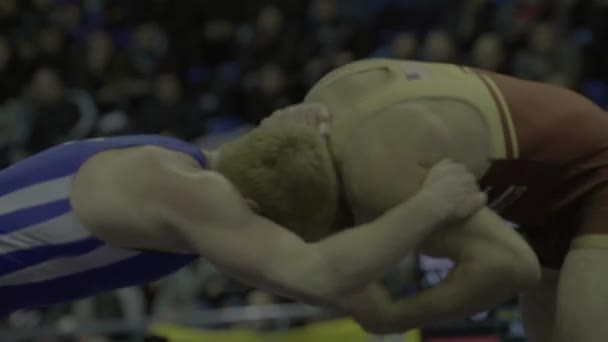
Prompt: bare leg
<box><xmin>519</xmin><ymin>269</ymin><xmax>559</xmax><ymax>342</ymax></box>
<box><xmin>554</xmin><ymin>238</ymin><xmax>608</xmax><ymax>342</ymax></box>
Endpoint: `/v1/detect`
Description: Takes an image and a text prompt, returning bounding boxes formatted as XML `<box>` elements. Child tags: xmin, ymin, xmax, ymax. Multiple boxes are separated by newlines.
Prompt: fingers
<box><xmin>421</xmin><ymin>157</ymin><xmax>486</xmax><ymax>220</ymax></box>
<box><xmin>471</xmin><ymin>192</ymin><xmax>487</xmax><ymax>210</ymax></box>
<box><xmin>428</xmin><ymin>159</ymin><xmax>469</xmax><ymax>177</ymax></box>
<box><xmin>477</xmin><ymin>192</ymin><xmax>488</xmax><ymax>206</ymax></box>
<box><xmin>426</xmin><ymin>158</ymin><xmax>459</xmax><ymax>170</ymax></box>
<box><xmin>458</xmin><ymin>192</ymin><xmax>487</xmax><ymax>218</ymax></box>
<box><xmin>419</xmin><ymin>158</ymin><xmax>450</xmax><ymax>169</ymax></box>
<box><xmin>435</xmin><ymin>158</ymin><xmax>453</xmax><ymax>166</ymax></box>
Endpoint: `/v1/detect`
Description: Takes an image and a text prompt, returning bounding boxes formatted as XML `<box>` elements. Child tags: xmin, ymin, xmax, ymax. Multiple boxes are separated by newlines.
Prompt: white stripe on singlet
<box><xmin>0</xmin><ymin>245</ymin><xmax>139</xmax><ymax>286</ymax></box>
<box><xmin>0</xmin><ymin>213</ymin><xmax>90</xmax><ymax>255</ymax></box>
<box><xmin>0</xmin><ymin>176</ymin><xmax>72</xmax><ymax>216</ymax></box>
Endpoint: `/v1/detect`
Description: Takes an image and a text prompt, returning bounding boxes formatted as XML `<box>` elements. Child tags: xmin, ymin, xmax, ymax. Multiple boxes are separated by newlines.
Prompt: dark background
<box><xmin>1</xmin><ymin>0</ymin><xmax>606</xmax><ymax>340</ymax></box>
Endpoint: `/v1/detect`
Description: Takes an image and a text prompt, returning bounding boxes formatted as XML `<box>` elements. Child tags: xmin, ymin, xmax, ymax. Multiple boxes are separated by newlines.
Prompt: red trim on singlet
<box><xmin>475</xmin><ymin>73</ymin><xmax>514</xmax><ymax>159</ymax></box>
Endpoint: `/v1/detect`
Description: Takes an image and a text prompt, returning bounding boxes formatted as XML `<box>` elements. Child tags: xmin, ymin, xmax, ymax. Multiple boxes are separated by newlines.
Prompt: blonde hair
<box><xmin>216</xmin><ymin>124</ymin><xmax>339</xmax><ymax>241</ymax></box>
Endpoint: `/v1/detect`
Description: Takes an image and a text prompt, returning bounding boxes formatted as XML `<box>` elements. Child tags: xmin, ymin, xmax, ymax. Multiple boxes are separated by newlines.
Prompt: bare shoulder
<box><xmin>425</xmin><ymin>99</ymin><xmax>492</xmax><ymax>178</ymax></box>
<box><xmin>339</xmin><ymin>103</ymin><xmax>448</xmax><ymax>219</ymax></box>
<box><xmin>70</xmin><ymin>145</ymin><xmax>207</xmax><ymax>253</ymax></box>
<box><xmin>339</xmin><ymin>100</ymin><xmax>491</xmax><ymax>220</ymax></box>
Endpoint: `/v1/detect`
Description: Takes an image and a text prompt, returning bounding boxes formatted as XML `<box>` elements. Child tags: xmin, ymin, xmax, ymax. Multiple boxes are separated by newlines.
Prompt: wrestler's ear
<box><xmin>245</xmin><ymin>199</ymin><xmax>261</xmax><ymax>214</ymax></box>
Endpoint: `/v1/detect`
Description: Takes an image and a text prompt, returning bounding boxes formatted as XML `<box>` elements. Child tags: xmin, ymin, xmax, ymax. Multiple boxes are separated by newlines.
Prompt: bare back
<box><xmin>302</xmin><ymin>60</ymin><xmax>494</xmax><ymax>220</ymax></box>
<box><xmin>303</xmin><ymin>60</ymin><xmax>534</xmax><ymax>266</ymax></box>
<box><xmin>338</xmin><ymin>99</ymin><xmax>490</xmax><ymax>223</ymax></box>
<box><xmin>302</xmin><ymin>60</ymin><xmax>542</xmax><ymax>326</ymax></box>
<box><xmin>305</xmin><ymin>79</ymin><xmax>492</xmax><ymax>222</ymax></box>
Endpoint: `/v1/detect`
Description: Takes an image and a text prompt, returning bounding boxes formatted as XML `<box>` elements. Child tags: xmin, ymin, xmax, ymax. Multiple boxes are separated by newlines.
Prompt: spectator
<box><xmin>201</xmin><ymin>18</ymin><xmax>236</xmax><ymax>68</ymax></box>
<box><xmin>19</xmin><ymin>0</ymin><xmax>52</xmax><ymax>36</ymax></box>
<box><xmin>327</xmin><ymin>49</ymin><xmax>355</xmax><ymax>70</ymax></box>
<box><xmin>36</xmin><ymin>25</ymin><xmax>70</xmax><ymax>73</ymax></box>
<box><xmin>0</xmin><ymin>35</ymin><xmax>21</xmax><ymax>103</ymax></box>
<box><xmin>0</xmin><ymin>0</ymin><xmax>18</xmax><ymax>35</ymax></box>
<box><xmin>9</xmin><ymin>67</ymin><xmax>95</xmax><ymax>154</ymax></box>
<box><xmin>74</xmin><ymin>31</ymin><xmax>125</xmax><ymax>114</ymax></box>
<box><xmin>588</xmin><ymin>0</ymin><xmax>608</xmax><ymax>81</ymax></box>
<box><xmin>300</xmin><ymin>56</ymin><xmax>331</xmax><ymax>89</ymax></box>
<box><xmin>239</xmin><ymin>6</ymin><xmax>286</xmax><ymax>70</ymax></box>
<box><xmin>0</xmin><ymin>107</ymin><xmax>15</xmax><ymax>167</ymax></box>
<box><xmin>470</xmin><ymin>32</ymin><xmax>508</xmax><ymax>72</ymax></box>
<box><xmin>372</xmin><ymin>32</ymin><xmax>418</xmax><ymax>60</ymax></box>
<box><xmin>242</xmin><ymin>63</ymin><xmax>290</xmax><ymax>124</ymax></box>
<box><xmin>300</xmin><ymin>0</ymin><xmax>354</xmax><ymax>62</ymax></box>
<box><xmin>455</xmin><ymin>0</ymin><xmax>499</xmax><ymax>44</ymax></box>
<box><xmin>73</xmin><ymin>288</ymin><xmax>146</xmax><ymax>326</ymax></box>
<box><xmin>512</xmin><ymin>21</ymin><xmax>582</xmax><ymax>88</ymax></box>
<box><xmin>421</xmin><ymin>30</ymin><xmax>458</xmax><ymax>63</ymax></box>
<box><xmin>49</xmin><ymin>1</ymin><xmax>82</xmax><ymax>37</ymax></box>
<box><xmin>128</xmin><ymin>23</ymin><xmax>169</xmax><ymax>78</ymax></box>
<box><xmin>497</xmin><ymin>0</ymin><xmax>551</xmax><ymax>42</ymax></box>
<box><xmin>312</xmin><ymin>0</ymin><xmax>351</xmax><ymax>53</ymax></box>
<box><xmin>132</xmin><ymin>73</ymin><xmax>204</xmax><ymax>139</ymax></box>
<box><xmin>389</xmin><ymin>33</ymin><xmax>418</xmax><ymax>60</ymax></box>
<box><xmin>1</xmin><ymin>1</ymin><xmax>608</xmax><ymax>336</ymax></box>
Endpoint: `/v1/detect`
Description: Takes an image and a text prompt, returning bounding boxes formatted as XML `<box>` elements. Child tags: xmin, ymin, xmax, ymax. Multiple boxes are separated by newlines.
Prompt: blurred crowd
<box><xmin>1</xmin><ymin>0</ymin><xmax>608</xmax><ymax>339</ymax></box>
<box><xmin>1</xmin><ymin>0</ymin><xmax>608</xmax><ymax>168</ymax></box>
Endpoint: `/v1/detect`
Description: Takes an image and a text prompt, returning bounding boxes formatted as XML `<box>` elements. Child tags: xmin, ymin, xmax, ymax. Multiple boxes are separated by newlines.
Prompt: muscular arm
<box><xmin>336</xmin><ymin>103</ymin><xmax>540</xmax><ymax>332</ymax></box>
<box><xmin>359</xmin><ymin>209</ymin><xmax>540</xmax><ymax>333</ymax></box>
<box><xmin>156</xmin><ymin>161</ymin><xmax>451</xmax><ymax>306</ymax></box>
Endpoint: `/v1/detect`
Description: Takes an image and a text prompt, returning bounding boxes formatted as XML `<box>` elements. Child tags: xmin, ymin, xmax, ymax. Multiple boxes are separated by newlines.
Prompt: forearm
<box><xmin>373</xmin><ymin>208</ymin><xmax>540</xmax><ymax>329</ymax></box>
<box><xmin>380</xmin><ymin>260</ymin><xmax>526</xmax><ymax>332</ymax></box>
<box><xmin>167</xmin><ymin>172</ymin><xmax>459</xmax><ymax>307</ymax></box>
<box><xmin>312</xmin><ymin>192</ymin><xmax>446</xmax><ymax>295</ymax></box>
<box><xmin>174</xmin><ymin>193</ymin><xmax>445</xmax><ymax>306</ymax></box>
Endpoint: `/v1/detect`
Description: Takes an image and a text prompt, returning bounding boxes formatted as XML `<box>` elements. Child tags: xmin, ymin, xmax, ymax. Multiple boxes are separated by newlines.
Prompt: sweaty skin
<box><xmin>302</xmin><ymin>59</ymin><xmax>541</xmax><ymax>332</ymax></box>
<box><xmin>320</xmin><ymin>60</ymin><xmax>608</xmax><ymax>342</ymax></box>
<box><xmin>67</xmin><ymin>119</ymin><xmax>485</xmax><ymax>315</ymax></box>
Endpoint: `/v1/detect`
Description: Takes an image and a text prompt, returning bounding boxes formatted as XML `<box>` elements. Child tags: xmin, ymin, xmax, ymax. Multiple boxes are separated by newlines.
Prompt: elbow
<box><xmin>507</xmin><ymin>242</ymin><xmax>542</xmax><ymax>290</ymax></box>
<box><xmin>490</xmin><ymin>252</ymin><xmax>541</xmax><ymax>292</ymax></box>
<box><xmin>512</xmin><ymin>253</ymin><xmax>542</xmax><ymax>290</ymax></box>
